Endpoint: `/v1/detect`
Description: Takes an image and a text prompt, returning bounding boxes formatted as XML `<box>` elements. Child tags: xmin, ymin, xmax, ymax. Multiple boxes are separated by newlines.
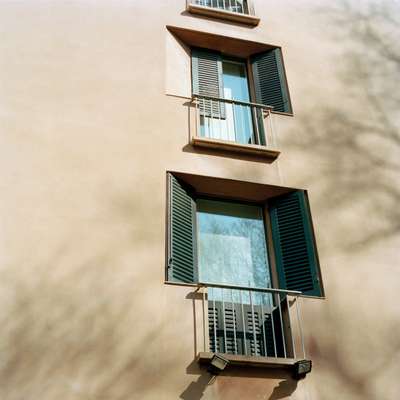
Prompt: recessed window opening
<box><xmin>199</xmin><ymin>57</ymin><xmax>255</xmax><ymax>145</ymax></box>
<box><xmin>193</xmin><ymin>0</ymin><xmax>250</xmax><ymax>15</ymax></box>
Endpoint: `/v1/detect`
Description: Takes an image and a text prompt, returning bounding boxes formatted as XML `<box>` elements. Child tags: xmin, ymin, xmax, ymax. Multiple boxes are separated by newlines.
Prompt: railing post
<box><xmin>202</xmin><ymin>288</ymin><xmax>207</xmax><ymax>352</ymax></box>
<box><xmin>286</xmin><ymin>295</ymin><xmax>296</xmax><ymax>359</ymax></box>
<box><xmin>249</xmin><ymin>289</ymin><xmax>258</xmax><ymax>356</ymax></box>
<box><xmin>253</xmin><ymin>106</ymin><xmax>261</xmax><ymax>145</ymax></box>
<box><xmin>239</xmin><ymin>290</ymin><xmax>247</xmax><ymax>356</ymax></box>
<box><xmin>231</xmin><ymin>289</ymin><xmax>238</xmax><ymax>354</ymax></box>
<box><xmin>271</xmin><ymin>308</ymin><xmax>277</xmax><ymax>357</ymax></box>
<box><xmin>260</xmin><ymin>294</ymin><xmax>267</xmax><ymax>357</ymax></box>
<box><xmin>296</xmin><ymin>296</ymin><xmax>306</xmax><ymax>359</ymax></box>
<box><xmin>277</xmin><ymin>293</ymin><xmax>287</xmax><ymax>358</ymax></box>
<box><xmin>222</xmin><ymin>288</ymin><xmax>227</xmax><ymax>353</ymax></box>
<box><xmin>212</xmin><ymin>287</ymin><xmax>218</xmax><ymax>353</ymax></box>
<box><xmin>195</xmin><ymin>97</ymin><xmax>199</xmax><ymax>140</ymax></box>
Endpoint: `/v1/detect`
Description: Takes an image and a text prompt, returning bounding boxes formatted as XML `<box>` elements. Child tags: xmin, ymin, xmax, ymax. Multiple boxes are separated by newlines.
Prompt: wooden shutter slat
<box><xmin>270</xmin><ymin>191</ymin><xmax>322</xmax><ymax>297</ymax></box>
<box><xmin>168</xmin><ymin>174</ymin><xmax>196</xmax><ymax>283</ymax></box>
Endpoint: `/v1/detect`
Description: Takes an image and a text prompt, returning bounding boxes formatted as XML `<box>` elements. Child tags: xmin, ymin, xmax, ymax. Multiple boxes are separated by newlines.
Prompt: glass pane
<box><xmin>222</xmin><ymin>61</ymin><xmax>250</xmax><ymax>102</ymax></box>
<box><xmin>199</xmin><ymin>59</ymin><xmax>255</xmax><ymax>145</ymax></box>
<box><xmin>197</xmin><ymin>199</ymin><xmax>271</xmax><ymax>289</ymax></box>
<box><xmin>222</xmin><ymin>61</ymin><xmax>254</xmax><ymax>145</ymax></box>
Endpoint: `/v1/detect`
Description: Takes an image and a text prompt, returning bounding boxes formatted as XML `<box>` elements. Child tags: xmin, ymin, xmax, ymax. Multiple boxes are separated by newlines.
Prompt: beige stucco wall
<box><xmin>1</xmin><ymin>0</ymin><xmax>399</xmax><ymax>399</ymax></box>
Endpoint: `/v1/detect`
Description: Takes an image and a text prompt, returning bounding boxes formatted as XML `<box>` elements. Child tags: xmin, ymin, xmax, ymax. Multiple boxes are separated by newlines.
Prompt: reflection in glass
<box><xmin>197</xmin><ymin>199</ymin><xmax>272</xmax><ymax>305</ymax></box>
<box><xmin>199</xmin><ymin>59</ymin><xmax>255</xmax><ymax>145</ymax></box>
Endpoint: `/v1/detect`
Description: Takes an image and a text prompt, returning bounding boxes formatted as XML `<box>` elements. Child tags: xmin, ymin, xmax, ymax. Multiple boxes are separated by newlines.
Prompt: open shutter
<box><xmin>168</xmin><ymin>174</ymin><xmax>196</xmax><ymax>283</ymax></box>
<box><xmin>269</xmin><ymin>191</ymin><xmax>322</xmax><ymax>297</ymax></box>
<box><xmin>251</xmin><ymin>48</ymin><xmax>292</xmax><ymax>114</ymax></box>
<box><xmin>192</xmin><ymin>48</ymin><xmax>225</xmax><ymax>118</ymax></box>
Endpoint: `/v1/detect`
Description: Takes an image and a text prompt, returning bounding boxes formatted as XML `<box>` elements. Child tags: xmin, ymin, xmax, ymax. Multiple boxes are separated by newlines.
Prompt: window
<box><xmin>167</xmin><ymin>173</ymin><xmax>323</xmax><ymax>359</ymax></box>
<box><xmin>192</xmin><ymin>0</ymin><xmax>250</xmax><ymax>15</ymax></box>
<box><xmin>191</xmin><ymin>47</ymin><xmax>292</xmax><ymax>148</ymax></box>
<box><xmin>186</xmin><ymin>0</ymin><xmax>260</xmax><ymax>26</ymax></box>
<box><xmin>167</xmin><ymin>173</ymin><xmax>323</xmax><ymax>296</ymax></box>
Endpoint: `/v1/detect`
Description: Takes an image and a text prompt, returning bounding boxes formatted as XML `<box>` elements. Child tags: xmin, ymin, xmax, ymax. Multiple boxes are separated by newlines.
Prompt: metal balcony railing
<box><xmin>198</xmin><ymin>282</ymin><xmax>305</xmax><ymax>360</ymax></box>
<box><xmin>191</xmin><ymin>95</ymin><xmax>277</xmax><ymax>148</ymax></box>
<box><xmin>190</xmin><ymin>0</ymin><xmax>250</xmax><ymax>15</ymax></box>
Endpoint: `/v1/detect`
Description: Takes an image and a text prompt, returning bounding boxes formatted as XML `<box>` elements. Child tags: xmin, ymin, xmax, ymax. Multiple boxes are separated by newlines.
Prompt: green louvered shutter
<box><xmin>251</xmin><ymin>48</ymin><xmax>292</xmax><ymax>114</ymax></box>
<box><xmin>269</xmin><ymin>191</ymin><xmax>322</xmax><ymax>297</ymax></box>
<box><xmin>192</xmin><ymin>48</ymin><xmax>225</xmax><ymax>118</ymax></box>
<box><xmin>168</xmin><ymin>174</ymin><xmax>196</xmax><ymax>283</ymax></box>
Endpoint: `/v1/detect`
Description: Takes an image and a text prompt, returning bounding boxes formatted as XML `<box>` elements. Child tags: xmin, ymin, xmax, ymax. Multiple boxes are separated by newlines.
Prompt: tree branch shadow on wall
<box><xmin>283</xmin><ymin>2</ymin><xmax>400</xmax><ymax>399</ymax></box>
<box><xmin>287</xmin><ymin>1</ymin><xmax>400</xmax><ymax>252</ymax></box>
<box><xmin>181</xmin><ymin>357</ymin><xmax>298</xmax><ymax>400</ymax></box>
<box><xmin>0</xmin><ymin>186</ymin><xmax>176</xmax><ymax>399</ymax></box>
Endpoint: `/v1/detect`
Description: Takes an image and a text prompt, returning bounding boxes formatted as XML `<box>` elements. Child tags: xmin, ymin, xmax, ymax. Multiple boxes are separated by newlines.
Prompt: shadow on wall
<box><xmin>268</xmin><ymin>378</ymin><xmax>298</xmax><ymax>400</ymax></box>
<box><xmin>180</xmin><ymin>372</ymin><xmax>215</xmax><ymax>400</ymax></box>
<box><xmin>287</xmin><ymin>0</ymin><xmax>400</xmax><ymax>252</ymax></box>
<box><xmin>181</xmin><ymin>359</ymin><xmax>297</xmax><ymax>400</ymax></box>
<box><xmin>285</xmin><ymin>2</ymin><xmax>400</xmax><ymax>400</ymax></box>
<box><xmin>0</xmin><ymin>186</ymin><xmax>171</xmax><ymax>399</ymax></box>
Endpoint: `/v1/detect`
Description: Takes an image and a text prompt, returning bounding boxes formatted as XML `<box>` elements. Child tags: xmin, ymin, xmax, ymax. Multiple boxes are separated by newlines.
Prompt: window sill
<box><xmin>187</xmin><ymin>4</ymin><xmax>260</xmax><ymax>26</ymax></box>
<box><xmin>191</xmin><ymin>136</ymin><xmax>280</xmax><ymax>161</ymax></box>
<box><xmin>198</xmin><ymin>352</ymin><xmax>299</xmax><ymax>369</ymax></box>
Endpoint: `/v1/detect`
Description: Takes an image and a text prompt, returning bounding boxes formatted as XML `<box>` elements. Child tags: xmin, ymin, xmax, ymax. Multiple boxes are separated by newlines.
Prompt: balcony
<box><xmin>172</xmin><ymin>282</ymin><xmax>307</xmax><ymax>370</ymax></box>
<box><xmin>186</xmin><ymin>0</ymin><xmax>260</xmax><ymax>26</ymax></box>
<box><xmin>190</xmin><ymin>95</ymin><xmax>280</xmax><ymax>161</ymax></box>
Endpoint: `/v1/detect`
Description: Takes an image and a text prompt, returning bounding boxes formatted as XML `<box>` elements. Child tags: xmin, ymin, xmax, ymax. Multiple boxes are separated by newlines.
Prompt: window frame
<box><xmin>186</xmin><ymin>0</ymin><xmax>260</xmax><ymax>26</ymax></box>
<box><xmin>166</xmin><ymin>172</ymin><xmax>325</xmax><ymax>299</ymax></box>
<box><xmin>194</xmin><ymin>194</ymin><xmax>275</xmax><ymax>289</ymax></box>
<box><xmin>194</xmin><ymin>51</ymin><xmax>262</xmax><ymax>147</ymax></box>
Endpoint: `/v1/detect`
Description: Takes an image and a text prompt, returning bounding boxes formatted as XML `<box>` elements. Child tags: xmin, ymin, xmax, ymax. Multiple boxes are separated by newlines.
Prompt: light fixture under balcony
<box><xmin>208</xmin><ymin>354</ymin><xmax>230</xmax><ymax>375</ymax></box>
<box><xmin>293</xmin><ymin>359</ymin><xmax>312</xmax><ymax>380</ymax></box>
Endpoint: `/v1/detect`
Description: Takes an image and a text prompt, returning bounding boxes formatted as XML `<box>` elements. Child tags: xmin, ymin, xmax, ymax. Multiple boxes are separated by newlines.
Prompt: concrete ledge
<box><xmin>192</xmin><ymin>136</ymin><xmax>280</xmax><ymax>161</ymax></box>
<box><xmin>187</xmin><ymin>4</ymin><xmax>260</xmax><ymax>26</ymax></box>
<box><xmin>198</xmin><ymin>352</ymin><xmax>298</xmax><ymax>369</ymax></box>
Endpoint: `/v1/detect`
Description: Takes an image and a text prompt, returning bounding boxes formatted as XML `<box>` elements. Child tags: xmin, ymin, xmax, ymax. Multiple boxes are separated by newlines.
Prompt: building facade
<box><xmin>1</xmin><ymin>1</ymin><xmax>400</xmax><ymax>399</ymax></box>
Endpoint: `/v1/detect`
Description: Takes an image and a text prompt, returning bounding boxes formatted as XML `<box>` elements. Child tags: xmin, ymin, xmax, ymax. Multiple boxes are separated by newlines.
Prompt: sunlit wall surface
<box><xmin>1</xmin><ymin>1</ymin><xmax>399</xmax><ymax>399</ymax></box>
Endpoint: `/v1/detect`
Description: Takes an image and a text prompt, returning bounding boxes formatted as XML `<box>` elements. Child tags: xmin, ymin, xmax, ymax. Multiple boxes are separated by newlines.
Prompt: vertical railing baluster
<box><xmin>260</xmin><ymin>294</ymin><xmax>267</xmax><ymax>357</ymax></box>
<box><xmin>218</xmin><ymin>99</ymin><xmax>222</xmax><ymax>140</ymax></box>
<box><xmin>202</xmin><ymin>98</ymin><xmax>206</xmax><ymax>138</ymax></box>
<box><xmin>232</xmin><ymin>101</ymin><xmax>236</xmax><ymax>142</ymax></box>
<box><xmin>269</xmin><ymin>109</ymin><xmax>277</xmax><ymax>148</ymax></box>
<box><xmin>241</xmin><ymin>104</ymin><xmax>246</xmax><ymax>143</ymax></box>
<box><xmin>286</xmin><ymin>295</ymin><xmax>296</xmax><ymax>359</ymax></box>
<box><xmin>212</xmin><ymin>287</ymin><xmax>218</xmax><ymax>353</ymax></box>
<box><xmin>296</xmin><ymin>296</ymin><xmax>306</xmax><ymax>359</ymax></box>
<box><xmin>231</xmin><ymin>289</ymin><xmax>237</xmax><ymax>354</ymax></box>
<box><xmin>271</xmin><ymin>304</ymin><xmax>277</xmax><ymax>357</ymax></box>
<box><xmin>249</xmin><ymin>290</ymin><xmax>258</xmax><ymax>356</ymax></box>
<box><xmin>277</xmin><ymin>293</ymin><xmax>287</xmax><ymax>358</ymax></box>
<box><xmin>239</xmin><ymin>290</ymin><xmax>247</xmax><ymax>356</ymax></box>
<box><xmin>202</xmin><ymin>288</ymin><xmax>206</xmax><ymax>352</ymax></box>
<box><xmin>253</xmin><ymin>106</ymin><xmax>260</xmax><ymax>145</ymax></box>
<box><xmin>195</xmin><ymin>98</ymin><xmax>199</xmax><ymax>139</ymax></box>
<box><xmin>212</xmin><ymin>99</ymin><xmax>216</xmax><ymax>139</ymax></box>
<box><xmin>222</xmin><ymin>288</ymin><xmax>227</xmax><ymax>354</ymax></box>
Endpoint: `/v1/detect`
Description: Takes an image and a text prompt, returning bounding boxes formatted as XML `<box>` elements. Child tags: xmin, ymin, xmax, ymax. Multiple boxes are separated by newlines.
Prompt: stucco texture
<box><xmin>1</xmin><ymin>0</ymin><xmax>399</xmax><ymax>399</ymax></box>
